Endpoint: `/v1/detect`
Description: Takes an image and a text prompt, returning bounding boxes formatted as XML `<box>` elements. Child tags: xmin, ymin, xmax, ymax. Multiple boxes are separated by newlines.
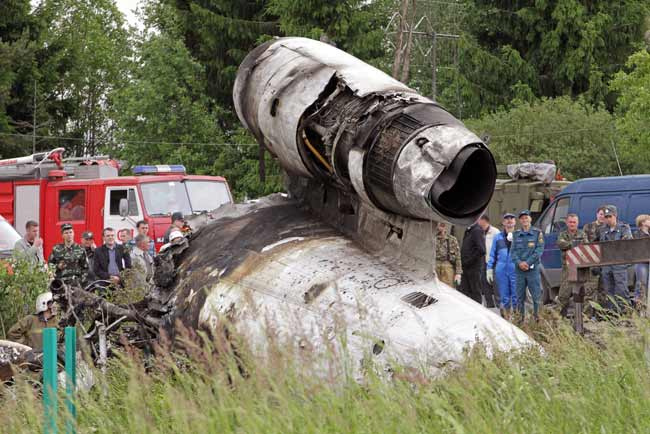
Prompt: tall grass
<box><xmin>2</xmin><ymin>318</ymin><xmax>650</xmax><ymax>433</ymax></box>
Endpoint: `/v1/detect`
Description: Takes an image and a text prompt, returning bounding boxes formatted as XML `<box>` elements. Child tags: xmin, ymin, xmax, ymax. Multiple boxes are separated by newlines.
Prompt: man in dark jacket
<box><xmin>460</xmin><ymin>221</ymin><xmax>486</xmax><ymax>303</ymax></box>
<box><xmin>93</xmin><ymin>227</ymin><xmax>131</xmax><ymax>287</ymax></box>
<box><xmin>81</xmin><ymin>231</ymin><xmax>97</xmax><ymax>284</ymax></box>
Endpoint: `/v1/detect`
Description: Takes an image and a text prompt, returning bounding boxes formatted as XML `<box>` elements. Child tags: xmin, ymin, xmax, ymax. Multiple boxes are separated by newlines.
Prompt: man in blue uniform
<box><xmin>598</xmin><ymin>205</ymin><xmax>632</xmax><ymax>313</ymax></box>
<box><xmin>511</xmin><ymin>210</ymin><xmax>545</xmax><ymax>322</ymax></box>
<box><xmin>487</xmin><ymin>213</ymin><xmax>517</xmax><ymax>320</ymax></box>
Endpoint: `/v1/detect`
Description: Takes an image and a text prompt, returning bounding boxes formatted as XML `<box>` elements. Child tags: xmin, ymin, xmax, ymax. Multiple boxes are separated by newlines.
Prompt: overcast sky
<box><xmin>115</xmin><ymin>0</ymin><xmax>141</xmax><ymax>28</ymax></box>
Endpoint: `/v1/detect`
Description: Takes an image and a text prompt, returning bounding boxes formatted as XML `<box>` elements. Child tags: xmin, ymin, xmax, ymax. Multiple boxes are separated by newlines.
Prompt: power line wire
<box><xmin>490</xmin><ymin>126</ymin><xmax>611</xmax><ymax>138</ymax></box>
<box><xmin>0</xmin><ymin>131</ymin><xmax>258</xmax><ymax>147</ymax></box>
<box><xmin>0</xmin><ymin>126</ymin><xmax>614</xmax><ymax>146</ymax></box>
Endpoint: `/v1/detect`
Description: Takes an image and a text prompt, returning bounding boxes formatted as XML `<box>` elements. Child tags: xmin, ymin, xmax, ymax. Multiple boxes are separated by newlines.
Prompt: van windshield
<box><xmin>140</xmin><ymin>181</ymin><xmax>192</xmax><ymax>216</ymax></box>
<box><xmin>185</xmin><ymin>181</ymin><xmax>231</xmax><ymax>212</ymax></box>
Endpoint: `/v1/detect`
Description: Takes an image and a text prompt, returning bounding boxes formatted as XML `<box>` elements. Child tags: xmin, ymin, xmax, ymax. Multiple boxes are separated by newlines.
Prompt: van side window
<box><xmin>538</xmin><ymin>202</ymin><xmax>556</xmax><ymax>235</ymax></box>
<box><xmin>579</xmin><ymin>196</ymin><xmax>625</xmax><ymax>225</ymax></box>
<box><xmin>109</xmin><ymin>189</ymin><xmax>138</xmax><ymax>216</ymax></box>
<box><xmin>59</xmin><ymin>189</ymin><xmax>85</xmax><ymax>221</ymax></box>
<box><xmin>551</xmin><ymin>198</ymin><xmax>570</xmax><ymax>233</ymax></box>
<box><xmin>627</xmin><ymin>193</ymin><xmax>650</xmax><ymax>226</ymax></box>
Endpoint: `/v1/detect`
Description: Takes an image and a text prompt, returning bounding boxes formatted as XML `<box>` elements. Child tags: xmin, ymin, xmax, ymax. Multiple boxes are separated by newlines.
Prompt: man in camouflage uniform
<box><xmin>48</xmin><ymin>223</ymin><xmax>88</xmax><ymax>285</ymax></box>
<box><xmin>435</xmin><ymin>222</ymin><xmax>462</xmax><ymax>287</ymax></box>
<box><xmin>581</xmin><ymin>206</ymin><xmax>606</xmax><ymax>311</ymax></box>
<box><xmin>556</xmin><ymin>213</ymin><xmax>586</xmax><ymax>317</ymax></box>
<box><xmin>583</xmin><ymin>206</ymin><xmax>606</xmax><ymax>243</ymax></box>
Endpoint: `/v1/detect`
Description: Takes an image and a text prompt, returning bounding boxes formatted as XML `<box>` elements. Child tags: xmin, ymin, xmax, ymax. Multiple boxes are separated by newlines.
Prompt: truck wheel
<box><xmin>542</xmin><ymin>274</ymin><xmax>556</xmax><ymax>305</ymax></box>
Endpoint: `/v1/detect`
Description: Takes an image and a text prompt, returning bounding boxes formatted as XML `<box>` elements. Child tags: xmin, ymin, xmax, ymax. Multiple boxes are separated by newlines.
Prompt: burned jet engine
<box><xmin>159</xmin><ymin>38</ymin><xmax>531</xmax><ymax>379</ymax></box>
<box><xmin>234</xmin><ymin>37</ymin><xmax>496</xmax><ymax>224</ymax></box>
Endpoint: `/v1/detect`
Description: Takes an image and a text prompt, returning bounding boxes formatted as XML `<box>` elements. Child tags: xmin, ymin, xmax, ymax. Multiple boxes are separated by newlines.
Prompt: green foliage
<box><xmin>610</xmin><ymin>50</ymin><xmax>650</xmax><ymax>174</ymax></box>
<box><xmin>36</xmin><ymin>0</ymin><xmax>132</xmax><ymax>156</ymax></box>
<box><xmin>0</xmin><ymin>259</ymin><xmax>50</xmax><ymax>339</ymax></box>
<box><xmin>461</xmin><ymin>0</ymin><xmax>649</xmax><ymax>113</ymax></box>
<box><xmin>0</xmin><ymin>0</ymin><xmax>45</xmax><ymax>158</ymax></box>
<box><xmin>109</xmin><ymin>25</ymin><xmax>226</xmax><ymax>173</ymax></box>
<box><xmin>107</xmin><ymin>2</ymin><xmax>283</xmax><ymax>200</ymax></box>
<box><xmin>267</xmin><ymin>0</ymin><xmax>393</xmax><ymax>66</ymax></box>
<box><xmin>3</xmin><ymin>319</ymin><xmax>650</xmax><ymax>432</ymax></box>
<box><xmin>465</xmin><ymin>96</ymin><xmax>621</xmax><ymax>179</ymax></box>
<box><xmin>211</xmin><ymin>135</ymin><xmax>284</xmax><ymax>201</ymax></box>
<box><xmin>161</xmin><ymin>0</ymin><xmax>279</xmax><ymax>113</ymax></box>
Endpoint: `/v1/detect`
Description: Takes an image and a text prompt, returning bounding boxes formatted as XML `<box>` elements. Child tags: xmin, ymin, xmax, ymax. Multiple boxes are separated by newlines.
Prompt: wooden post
<box><xmin>573</xmin><ymin>283</ymin><xmax>584</xmax><ymax>335</ymax></box>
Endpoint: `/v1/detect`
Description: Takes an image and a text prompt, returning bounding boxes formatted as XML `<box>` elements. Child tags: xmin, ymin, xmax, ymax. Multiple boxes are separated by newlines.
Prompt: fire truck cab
<box><xmin>0</xmin><ymin>149</ymin><xmax>233</xmax><ymax>258</ymax></box>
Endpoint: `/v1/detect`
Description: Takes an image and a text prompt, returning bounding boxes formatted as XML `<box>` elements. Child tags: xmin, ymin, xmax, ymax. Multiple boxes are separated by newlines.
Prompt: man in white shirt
<box><xmin>13</xmin><ymin>220</ymin><xmax>44</xmax><ymax>266</ymax></box>
<box><xmin>478</xmin><ymin>215</ymin><xmax>500</xmax><ymax>308</ymax></box>
<box><xmin>479</xmin><ymin>215</ymin><xmax>500</xmax><ymax>263</ymax></box>
<box><xmin>130</xmin><ymin>234</ymin><xmax>154</xmax><ymax>288</ymax></box>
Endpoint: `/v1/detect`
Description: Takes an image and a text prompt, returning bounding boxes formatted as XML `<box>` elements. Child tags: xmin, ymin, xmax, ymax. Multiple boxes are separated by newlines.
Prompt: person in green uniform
<box><xmin>7</xmin><ymin>292</ymin><xmax>58</xmax><ymax>351</ymax></box>
<box><xmin>48</xmin><ymin>223</ymin><xmax>88</xmax><ymax>285</ymax></box>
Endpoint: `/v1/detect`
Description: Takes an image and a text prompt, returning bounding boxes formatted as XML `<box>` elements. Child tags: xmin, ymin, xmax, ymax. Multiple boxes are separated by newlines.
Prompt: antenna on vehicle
<box><xmin>610</xmin><ymin>138</ymin><xmax>623</xmax><ymax>176</ymax></box>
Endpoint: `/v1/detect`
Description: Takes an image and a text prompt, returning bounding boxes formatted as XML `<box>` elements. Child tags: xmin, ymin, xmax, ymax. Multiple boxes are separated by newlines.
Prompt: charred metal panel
<box><xmin>166</xmin><ymin>196</ymin><xmax>532</xmax><ymax>378</ymax></box>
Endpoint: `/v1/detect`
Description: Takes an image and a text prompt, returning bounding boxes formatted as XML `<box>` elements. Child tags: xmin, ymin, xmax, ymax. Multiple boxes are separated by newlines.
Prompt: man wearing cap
<box><xmin>81</xmin><ymin>231</ymin><xmax>97</xmax><ymax>283</ymax></box>
<box><xmin>598</xmin><ymin>206</ymin><xmax>632</xmax><ymax>312</ymax></box>
<box><xmin>48</xmin><ymin>223</ymin><xmax>88</xmax><ymax>284</ymax></box>
<box><xmin>510</xmin><ymin>210</ymin><xmax>545</xmax><ymax>322</ymax></box>
<box><xmin>487</xmin><ymin>213</ymin><xmax>518</xmax><ymax>319</ymax></box>
<box><xmin>556</xmin><ymin>213</ymin><xmax>586</xmax><ymax>317</ymax></box>
<box><xmin>163</xmin><ymin>212</ymin><xmax>185</xmax><ymax>244</ymax></box>
<box><xmin>460</xmin><ymin>220</ymin><xmax>486</xmax><ymax>303</ymax></box>
<box><xmin>435</xmin><ymin>222</ymin><xmax>462</xmax><ymax>288</ymax></box>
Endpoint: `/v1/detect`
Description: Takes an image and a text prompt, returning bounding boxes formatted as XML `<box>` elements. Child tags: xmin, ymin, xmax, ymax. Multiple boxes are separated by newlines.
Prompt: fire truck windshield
<box><xmin>140</xmin><ymin>180</ymin><xmax>231</xmax><ymax>216</ymax></box>
<box><xmin>140</xmin><ymin>181</ymin><xmax>192</xmax><ymax>216</ymax></box>
<box><xmin>185</xmin><ymin>181</ymin><xmax>231</xmax><ymax>212</ymax></box>
<box><xmin>0</xmin><ymin>218</ymin><xmax>21</xmax><ymax>257</ymax></box>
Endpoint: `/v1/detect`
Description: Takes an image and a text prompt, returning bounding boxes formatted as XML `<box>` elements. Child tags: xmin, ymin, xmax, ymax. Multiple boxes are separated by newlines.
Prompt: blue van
<box><xmin>535</xmin><ymin>175</ymin><xmax>650</xmax><ymax>302</ymax></box>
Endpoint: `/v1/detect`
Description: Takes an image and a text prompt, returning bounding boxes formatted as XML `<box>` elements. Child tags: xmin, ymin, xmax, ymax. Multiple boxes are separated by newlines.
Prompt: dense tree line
<box><xmin>0</xmin><ymin>0</ymin><xmax>648</xmax><ymax>200</ymax></box>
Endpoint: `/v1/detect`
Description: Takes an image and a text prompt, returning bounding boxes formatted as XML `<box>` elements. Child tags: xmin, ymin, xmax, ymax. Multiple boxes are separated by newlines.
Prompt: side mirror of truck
<box><xmin>119</xmin><ymin>198</ymin><xmax>129</xmax><ymax>217</ymax></box>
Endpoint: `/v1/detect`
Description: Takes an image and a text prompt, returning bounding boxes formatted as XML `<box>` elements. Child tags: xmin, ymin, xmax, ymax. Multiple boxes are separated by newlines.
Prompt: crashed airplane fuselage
<box><xmin>166</xmin><ymin>37</ymin><xmax>532</xmax><ymax>377</ymax></box>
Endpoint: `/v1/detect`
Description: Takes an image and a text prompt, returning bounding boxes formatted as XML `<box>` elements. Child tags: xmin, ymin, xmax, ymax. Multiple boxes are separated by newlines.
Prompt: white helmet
<box><xmin>169</xmin><ymin>230</ymin><xmax>183</xmax><ymax>242</ymax></box>
<box><xmin>35</xmin><ymin>292</ymin><xmax>54</xmax><ymax>314</ymax></box>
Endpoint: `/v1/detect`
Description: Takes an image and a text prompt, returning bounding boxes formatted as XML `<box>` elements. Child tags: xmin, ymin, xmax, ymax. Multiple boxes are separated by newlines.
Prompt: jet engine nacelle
<box><xmin>234</xmin><ymin>37</ymin><xmax>496</xmax><ymax>225</ymax></box>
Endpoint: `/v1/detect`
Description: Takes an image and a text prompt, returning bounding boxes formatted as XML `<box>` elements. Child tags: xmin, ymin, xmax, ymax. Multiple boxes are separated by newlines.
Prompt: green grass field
<box><xmin>2</xmin><ymin>317</ymin><xmax>650</xmax><ymax>433</ymax></box>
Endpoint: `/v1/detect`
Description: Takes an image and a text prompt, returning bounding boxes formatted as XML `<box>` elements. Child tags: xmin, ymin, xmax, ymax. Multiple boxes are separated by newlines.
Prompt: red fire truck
<box><xmin>0</xmin><ymin>148</ymin><xmax>233</xmax><ymax>257</ymax></box>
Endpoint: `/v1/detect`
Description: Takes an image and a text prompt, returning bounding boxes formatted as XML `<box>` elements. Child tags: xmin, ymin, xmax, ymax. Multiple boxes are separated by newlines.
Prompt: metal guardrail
<box><xmin>565</xmin><ymin>238</ymin><xmax>650</xmax><ymax>333</ymax></box>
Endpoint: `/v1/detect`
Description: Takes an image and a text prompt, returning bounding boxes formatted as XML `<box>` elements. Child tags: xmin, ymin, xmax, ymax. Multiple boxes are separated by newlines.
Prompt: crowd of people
<box><xmin>7</xmin><ymin>212</ymin><xmax>189</xmax><ymax>349</ymax></box>
<box><xmin>12</xmin><ymin>211</ymin><xmax>190</xmax><ymax>289</ymax></box>
<box><xmin>6</xmin><ymin>203</ymin><xmax>649</xmax><ymax>348</ymax></box>
<box><xmin>556</xmin><ymin>205</ymin><xmax>647</xmax><ymax>317</ymax></box>
<box><xmin>437</xmin><ymin>205</ymin><xmax>649</xmax><ymax>324</ymax></box>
